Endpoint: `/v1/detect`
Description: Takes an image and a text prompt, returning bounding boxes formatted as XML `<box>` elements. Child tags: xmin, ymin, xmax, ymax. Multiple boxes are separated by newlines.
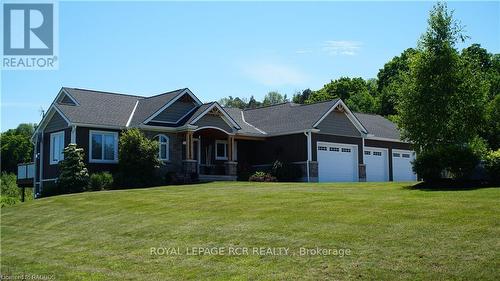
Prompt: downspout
<box><xmin>304</xmin><ymin>131</ymin><xmax>312</xmax><ymax>182</ymax></box>
<box><xmin>71</xmin><ymin>125</ymin><xmax>76</xmax><ymax>143</ymax></box>
<box><xmin>32</xmin><ymin>136</ymin><xmax>37</xmax><ymax>199</ymax></box>
<box><xmin>39</xmin><ymin>133</ymin><xmax>44</xmax><ymax>195</ymax></box>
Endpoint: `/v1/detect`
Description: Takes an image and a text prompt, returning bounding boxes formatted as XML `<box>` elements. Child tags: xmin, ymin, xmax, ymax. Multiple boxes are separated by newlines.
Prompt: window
<box><xmin>215</xmin><ymin>140</ymin><xmax>228</xmax><ymax>160</ymax></box>
<box><xmin>330</xmin><ymin>147</ymin><xmax>339</xmax><ymax>152</ymax></box>
<box><xmin>373</xmin><ymin>151</ymin><xmax>382</xmax><ymax>156</ymax></box>
<box><xmin>318</xmin><ymin>146</ymin><xmax>327</xmax><ymax>151</ymax></box>
<box><xmin>90</xmin><ymin>131</ymin><xmax>118</xmax><ymax>163</ymax></box>
<box><xmin>50</xmin><ymin>131</ymin><xmax>65</xmax><ymax>164</ymax></box>
<box><xmin>156</xmin><ymin>134</ymin><xmax>169</xmax><ymax>161</ymax></box>
<box><xmin>341</xmin><ymin>148</ymin><xmax>351</xmax><ymax>153</ymax></box>
<box><xmin>393</xmin><ymin>153</ymin><xmax>400</xmax><ymax>158</ymax></box>
<box><xmin>364</xmin><ymin>151</ymin><xmax>371</xmax><ymax>155</ymax></box>
<box><xmin>402</xmin><ymin>153</ymin><xmax>410</xmax><ymax>158</ymax></box>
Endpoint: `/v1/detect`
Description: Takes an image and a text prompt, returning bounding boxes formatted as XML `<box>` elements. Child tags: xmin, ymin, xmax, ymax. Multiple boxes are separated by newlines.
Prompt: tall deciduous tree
<box><xmin>377</xmin><ymin>48</ymin><xmax>417</xmax><ymax>116</ymax></box>
<box><xmin>396</xmin><ymin>2</ymin><xmax>487</xmax><ymax>151</ymax></box>
<box><xmin>1</xmin><ymin>123</ymin><xmax>36</xmax><ymax>173</ymax></box>
<box><xmin>262</xmin><ymin>91</ymin><xmax>288</xmax><ymax>106</ymax></box>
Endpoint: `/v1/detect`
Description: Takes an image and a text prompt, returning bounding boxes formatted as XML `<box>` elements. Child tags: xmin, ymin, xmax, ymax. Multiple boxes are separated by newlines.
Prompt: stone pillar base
<box><xmin>224</xmin><ymin>161</ymin><xmax>238</xmax><ymax>177</ymax></box>
<box><xmin>183</xmin><ymin>160</ymin><xmax>198</xmax><ymax>182</ymax></box>
<box><xmin>308</xmin><ymin>161</ymin><xmax>318</xmax><ymax>182</ymax></box>
<box><xmin>358</xmin><ymin>164</ymin><xmax>366</xmax><ymax>182</ymax></box>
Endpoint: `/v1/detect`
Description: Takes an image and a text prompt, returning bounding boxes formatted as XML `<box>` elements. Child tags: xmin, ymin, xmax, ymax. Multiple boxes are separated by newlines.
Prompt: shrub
<box><xmin>58</xmin><ymin>144</ymin><xmax>89</xmax><ymax>194</ymax></box>
<box><xmin>89</xmin><ymin>172</ymin><xmax>114</xmax><ymax>191</ymax></box>
<box><xmin>412</xmin><ymin>150</ymin><xmax>444</xmax><ymax>182</ymax></box>
<box><xmin>0</xmin><ymin>172</ymin><xmax>34</xmax><ymax>206</ymax></box>
<box><xmin>271</xmin><ymin>160</ymin><xmax>302</xmax><ymax>182</ymax></box>
<box><xmin>164</xmin><ymin>172</ymin><xmax>179</xmax><ymax>185</ymax></box>
<box><xmin>117</xmin><ymin>129</ymin><xmax>161</xmax><ymax>188</ymax></box>
<box><xmin>484</xmin><ymin>149</ymin><xmax>500</xmax><ymax>183</ymax></box>
<box><xmin>40</xmin><ymin>181</ymin><xmax>59</xmax><ymax>197</ymax></box>
<box><xmin>413</xmin><ymin>145</ymin><xmax>479</xmax><ymax>182</ymax></box>
<box><xmin>249</xmin><ymin>171</ymin><xmax>276</xmax><ymax>182</ymax></box>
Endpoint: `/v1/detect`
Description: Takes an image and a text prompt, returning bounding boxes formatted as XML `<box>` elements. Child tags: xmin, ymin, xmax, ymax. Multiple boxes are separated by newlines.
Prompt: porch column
<box><xmin>183</xmin><ymin>131</ymin><xmax>198</xmax><ymax>183</ymax></box>
<box><xmin>224</xmin><ymin>135</ymin><xmax>237</xmax><ymax>178</ymax></box>
<box><xmin>185</xmin><ymin>131</ymin><xmax>194</xmax><ymax>160</ymax></box>
<box><xmin>227</xmin><ymin>135</ymin><xmax>234</xmax><ymax>161</ymax></box>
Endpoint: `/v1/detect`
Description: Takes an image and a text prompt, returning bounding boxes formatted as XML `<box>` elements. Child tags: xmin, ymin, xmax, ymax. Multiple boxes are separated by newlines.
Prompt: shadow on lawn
<box><xmin>404</xmin><ymin>180</ymin><xmax>499</xmax><ymax>191</ymax></box>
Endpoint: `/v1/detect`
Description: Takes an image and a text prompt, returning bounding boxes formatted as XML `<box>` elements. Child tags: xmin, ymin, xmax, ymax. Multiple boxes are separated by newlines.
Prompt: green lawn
<box><xmin>1</xmin><ymin>182</ymin><xmax>499</xmax><ymax>280</ymax></box>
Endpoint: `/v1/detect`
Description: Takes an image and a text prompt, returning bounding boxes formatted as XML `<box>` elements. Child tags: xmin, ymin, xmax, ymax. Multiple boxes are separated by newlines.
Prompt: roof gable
<box><xmin>139</xmin><ymin>89</ymin><xmax>202</xmax><ymax>125</ymax></box>
<box><xmin>188</xmin><ymin>102</ymin><xmax>240</xmax><ymax>130</ymax></box>
<box><xmin>150</xmin><ymin>95</ymin><xmax>198</xmax><ymax>124</ymax></box>
<box><xmin>313</xmin><ymin>100</ymin><xmax>367</xmax><ymax>134</ymax></box>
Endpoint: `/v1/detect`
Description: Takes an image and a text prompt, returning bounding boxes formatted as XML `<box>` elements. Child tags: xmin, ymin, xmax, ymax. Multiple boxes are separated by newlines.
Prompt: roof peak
<box><xmin>64</xmin><ymin>87</ymin><xmax>143</xmax><ymax>98</ymax></box>
<box><xmin>142</xmin><ymin>88</ymin><xmax>188</xmax><ymax>100</ymax></box>
<box><xmin>243</xmin><ymin>99</ymin><xmax>339</xmax><ymax>111</ymax></box>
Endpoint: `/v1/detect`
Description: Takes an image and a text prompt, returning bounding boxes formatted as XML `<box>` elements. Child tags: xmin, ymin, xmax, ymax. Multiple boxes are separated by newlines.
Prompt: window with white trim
<box><xmin>50</xmin><ymin>131</ymin><xmax>65</xmax><ymax>164</ymax></box>
<box><xmin>90</xmin><ymin>131</ymin><xmax>118</xmax><ymax>163</ymax></box>
<box><xmin>215</xmin><ymin>140</ymin><xmax>228</xmax><ymax>160</ymax></box>
<box><xmin>364</xmin><ymin>151</ymin><xmax>371</xmax><ymax>155</ymax></box>
<box><xmin>402</xmin><ymin>153</ymin><xmax>410</xmax><ymax>158</ymax></box>
<box><xmin>330</xmin><ymin>147</ymin><xmax>339</xmax><ymax>152</ymax></box>
<box><xmin>318</xmin><ymin>146</ymin><xmax>327</xmax><ymax>151</ymax></box>
<box><xmin>156</xmin><ymin>134</ymin><xmax>169</xmax><ymax>161</ymax></box>
<box><xmin>373</xmin><ymin>151</ymin><xmax>382</xmax><ymax>156</ymax></box>
<box><xmin>393</xmin><ymin>153</ymin><xmax>400</xmax><ymax>158</ymax></box>
<box><xmin>341</xmin><ymin>148</ymin><xmax>351</xmax><ymax>153</ymax></box>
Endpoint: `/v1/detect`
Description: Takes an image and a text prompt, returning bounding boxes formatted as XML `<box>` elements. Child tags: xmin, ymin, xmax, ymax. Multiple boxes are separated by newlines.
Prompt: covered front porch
<box><xmin>182</xmin><ymin>128</ymin><xmax>238</xmax><ymax>181</ymax></box>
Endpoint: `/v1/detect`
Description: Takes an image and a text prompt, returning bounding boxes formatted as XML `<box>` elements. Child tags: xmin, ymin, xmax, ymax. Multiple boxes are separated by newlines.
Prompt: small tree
<box><xmin>58</xmin><ymin>144</ymin><xmax>89</xmax><ymax>193</ymax></box>
<box><xmin>117</xmin><ymin>129</ymin><xmax>160</xmax><ymax>187</ymax></box>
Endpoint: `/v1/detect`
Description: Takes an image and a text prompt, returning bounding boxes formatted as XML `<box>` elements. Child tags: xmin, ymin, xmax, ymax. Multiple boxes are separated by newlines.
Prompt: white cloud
<box><xmin>242</xmin><ymin>62</ymin><xmax>307</xmax><ymax>86</ymax></box>
<box><xmin>295</xmin><ymin>49</ymin><xmax>313</xmax><ymax>54</ymax></box>
<box><xmin>322</xmin><ymin>40</ymin><xmax>362</xmax><ymax>56</ymax></box>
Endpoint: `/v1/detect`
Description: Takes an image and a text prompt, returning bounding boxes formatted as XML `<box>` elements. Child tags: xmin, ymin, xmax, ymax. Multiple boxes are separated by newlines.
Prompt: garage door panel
<box><xmin>364</xmin><ymin>148</ymin><xmax>389</xmax><ymax>182</ymax></box>
<box><xmin>392</xmin><ymin>150</ymin><xmax>417</xmax><ymax>181</ymax></box>
<box><xmin>318</xmin><ymin>142</ymin><xmax>358</xmax><ymax>182</ymax></box>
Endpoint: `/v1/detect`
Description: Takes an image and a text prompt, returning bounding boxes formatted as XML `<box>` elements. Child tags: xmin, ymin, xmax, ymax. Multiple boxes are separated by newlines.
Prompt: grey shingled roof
<box><xmin>185</xmin><ymin>102</ymin><xmax>215</xmax><ymax>124</ymax></box>
<box><xmin>128</xmin><ymin>88</ymin><xmax>186</xmax><ymax>126</ymax></box>
<box><xmin>54</xmin><ymin>87</ymin><xmax>402</xmax><ymax>140</ymax></box>
<box><xmin>242</xmin><ymin>100</ymin><xmax>339</xmax><ymax>135</ymax></box>
<box><xmin>57</xmin><ymin>88</ymin><xmax>140</xmax><ymax>127</ymax></box>
<box><xmin>224</xmin><ymin>108</ymin><xmax>266</xmax><ymax>136</ymax></box>
<box><xmin>354</xmin><ymin>112</ymin><xmax>401</xmax><ymax>140</ymax></box>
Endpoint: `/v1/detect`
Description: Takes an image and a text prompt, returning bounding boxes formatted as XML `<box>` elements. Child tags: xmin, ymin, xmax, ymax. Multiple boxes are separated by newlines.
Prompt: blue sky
<box><xmin>1</xmin><ymin>1</ymin><xmax>499</xmax><ymax>130</ymax></box>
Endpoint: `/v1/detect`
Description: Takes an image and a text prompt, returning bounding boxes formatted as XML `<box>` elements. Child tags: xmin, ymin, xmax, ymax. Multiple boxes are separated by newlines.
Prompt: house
<box><xmin>27</xmin><ymin>87</ymin><xmax>416</xmax><ymax>195</ymax></box>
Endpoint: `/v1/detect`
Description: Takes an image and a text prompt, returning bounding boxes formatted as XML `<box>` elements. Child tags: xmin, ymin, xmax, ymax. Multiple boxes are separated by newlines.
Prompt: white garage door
<box><xmin>392</xmin><ymin>149</ymin><xmax>417</xmax><ymax>181</ymax></box>
<box><xmin>317</xmin><ymin>142</ymin><xmax>358</xmax><ymax>182</ymax></box>
<box><xmin>364</xmin><ymin>148</ymin><xmax>389</xmax><ymax>182</ymax></box>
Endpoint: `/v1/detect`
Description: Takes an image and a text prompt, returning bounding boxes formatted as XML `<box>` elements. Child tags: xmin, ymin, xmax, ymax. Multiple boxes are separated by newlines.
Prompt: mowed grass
<box><xmin>1</xmin><ymin>182</ymin><xmax>499</xmax><ymax>280</ymax></box>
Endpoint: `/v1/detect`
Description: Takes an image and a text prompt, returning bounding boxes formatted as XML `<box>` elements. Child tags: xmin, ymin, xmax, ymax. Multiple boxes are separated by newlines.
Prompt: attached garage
<box><xmin>364</xmin><ymin>147</ymin><xmax>389</xmax><ymax>182</ymax></box>
<box><xmin>392</xmin><ymin>149</ymin><xmax>417</xmax><ymax>181</ymax></box>
<box><xmin>317</xmin><ymin>142</ymin><xmax>358</xmax><ymax>182</ymax></box>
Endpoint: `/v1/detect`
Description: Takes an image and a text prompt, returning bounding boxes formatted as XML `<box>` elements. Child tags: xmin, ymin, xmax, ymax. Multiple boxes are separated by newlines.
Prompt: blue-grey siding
<box><xmin>195</xmin><ymin>114</ymin><xmax>233</xmax><ymax>133</ymax></box>
<box><xmin>152</xmin><ymin>100</ymin><xmax>196</xmax><ymax>123</ymax></box>
<box><xmin>316</xmin><ymin>111</ymin><xmax>360</xmax><ymax>137</ymax></box>
<box><xmin>44</xmin><ymin>111</ymin><xmax>68</xmax><ymax>132</ymax></box>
